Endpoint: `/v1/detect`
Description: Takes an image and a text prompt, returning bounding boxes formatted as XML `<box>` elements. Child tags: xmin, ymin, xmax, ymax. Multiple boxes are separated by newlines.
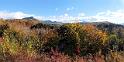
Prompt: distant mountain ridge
<box><xmin>22</xmin><ymin>17</ymin><xmax>124</xmax><ymax>38</ymax></box>
<box><xmin>90</xmin><ymin>22</ymin><xmax>124</xmax><ymax>38</ymax></box>
<box><xmin>42</xmin><ymin>20</ymin><xmax>63</xmax><ymax>25</ymax></box>
<box><xmin>42</xmin><ymin>20</ymin><xmax>124</xmax><ymax>38</ymax></box>
<box><xmin>22</xmin><ymin>16</ymin><xmax>38</xmax><ymax>20</ymax></box>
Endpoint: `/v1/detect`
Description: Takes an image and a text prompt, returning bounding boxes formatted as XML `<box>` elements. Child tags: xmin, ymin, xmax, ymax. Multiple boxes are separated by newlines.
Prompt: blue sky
<box><xmin>0</xmin><ymin>0</ymin><xmax>124</xmax><ymax>23</ymax></box>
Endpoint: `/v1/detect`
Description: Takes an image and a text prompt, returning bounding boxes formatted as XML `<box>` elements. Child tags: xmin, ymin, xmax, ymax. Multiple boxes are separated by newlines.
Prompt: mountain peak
<box><xmin>22</xmin><ymin>16</ymin><xmax>36</xmax><ymax>20</ymax></box>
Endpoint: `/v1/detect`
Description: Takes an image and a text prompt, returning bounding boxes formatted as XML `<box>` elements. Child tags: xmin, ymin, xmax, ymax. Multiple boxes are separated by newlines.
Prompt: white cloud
<box><xmin>64</xmin><ymin>13</ymin><xmax>69</xmax><ymax>16</ymax></box>
<box><xmin>94</xmin><ymin>10</ymin><xmax>124</xmax><ymax>23</ymax></box>
<box><xmin>0</xmin><ymin>10</ymin><xmax>124</xmax><ymax>23</ymax></box>
<box><xmin>0</xmin><ymin>11</ymin><xmax>80</xmax><ymax>23</ymax></box>
<box><xmin>78</xmin><ymin>13</ymin><xmax>85</xmax><ymax>17</ymax></box>
<box><xmin>66</xmin><ymin>7</ymin><xmax>74</xmax><ymax>11</ymax></box>
<box><xmin>0</xmin><ymin>11</ymin><xmax>33</xmax><ymax>19</ymax></box>
<box><xmin>35</xmin><ymin>14</ymin><xmax>81</xmax><ymax>23</ymax></box>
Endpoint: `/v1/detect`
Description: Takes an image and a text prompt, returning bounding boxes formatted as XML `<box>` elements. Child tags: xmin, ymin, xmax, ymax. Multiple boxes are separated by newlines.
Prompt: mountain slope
<box><xmin>85</xmin><ymin>22</ymin><xmax>124</xmax><ymax>38</ymax></box>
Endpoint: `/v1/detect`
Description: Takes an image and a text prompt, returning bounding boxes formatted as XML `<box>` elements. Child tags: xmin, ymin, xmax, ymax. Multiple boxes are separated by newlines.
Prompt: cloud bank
<box><xmin>0</xmin><ymin>10</ymin><xmax>124</xmax><ymax>24</ymax></box>
<box><xmin>0</xmin><ymin>11</ymin><xmax>33</xmax><ymax>19</ymax></box>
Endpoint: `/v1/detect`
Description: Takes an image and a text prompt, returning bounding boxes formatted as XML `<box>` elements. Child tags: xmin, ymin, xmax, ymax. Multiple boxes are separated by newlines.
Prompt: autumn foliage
<box><xmin>0</xmin><ymin>19</ymin><xmax>124</xmax><ymax>62</ymax></box>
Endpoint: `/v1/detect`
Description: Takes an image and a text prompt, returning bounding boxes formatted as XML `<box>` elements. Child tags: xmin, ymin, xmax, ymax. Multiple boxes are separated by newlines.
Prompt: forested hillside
<box><xmin>0</xmin><ymin>18</ymin><xmax>124</xmax><ymax>62</ymax></box>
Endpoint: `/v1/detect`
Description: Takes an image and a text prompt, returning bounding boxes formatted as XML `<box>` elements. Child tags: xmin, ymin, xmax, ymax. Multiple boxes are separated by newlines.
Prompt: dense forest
<box><xmin>0</xmin><ymin>18</ymin><xmax>124</xmax><ymax>62</ymax></box>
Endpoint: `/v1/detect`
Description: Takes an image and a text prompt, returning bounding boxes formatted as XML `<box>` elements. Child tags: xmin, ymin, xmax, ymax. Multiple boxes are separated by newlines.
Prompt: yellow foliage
<box><xmin>82</xmin><ymin>24</ymin><xmax>108</xmax><ymax>44</ymax></box>
<box><xmin>63</xmin><ymin>23</ymin><xmax>108</xmax><ymax>44</ymax></box>
<box><xmin>0</xmin><ymin>19</ymin><xmax>7</xmax><ymax>25</ymax></box>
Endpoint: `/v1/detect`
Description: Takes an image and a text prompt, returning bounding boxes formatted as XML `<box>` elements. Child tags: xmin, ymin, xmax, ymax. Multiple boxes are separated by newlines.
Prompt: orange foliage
<box><xmin>82</xmin><ymin>24</ymin><xmax>108</xmax><ymax>44</ymax></box>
